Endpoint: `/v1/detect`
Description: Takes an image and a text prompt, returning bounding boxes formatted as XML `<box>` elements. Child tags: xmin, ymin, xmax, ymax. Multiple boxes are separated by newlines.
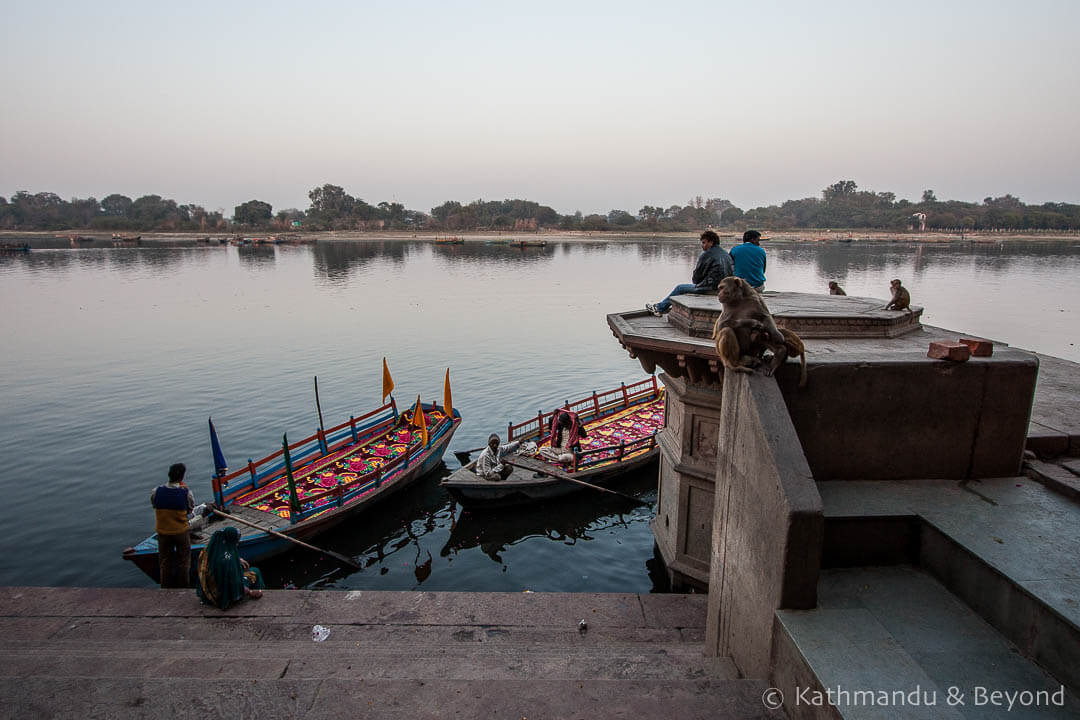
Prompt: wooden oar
<box><xmin>210</xmin><ymin>508</ymin><xmax>361</xmax><ymax>569</ymax></box>
<box><xmin>504</xmin><ymin>460</ymin><xmax>651</xmax><ymax>507</ymax></box>
<box><xmin>453</xmin><ymin>446</ymin><xmax>486</xmax><ymax>465</ymax></box>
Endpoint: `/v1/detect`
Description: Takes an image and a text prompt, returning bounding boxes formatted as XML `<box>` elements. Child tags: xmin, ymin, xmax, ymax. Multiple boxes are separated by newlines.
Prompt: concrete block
<box><xmin>927</xmin><ymin>341</ymin><xmax>971</xmax><ymax>361</ymax></box>
<box><xmin>959</xmin><ymin>338</ymin><xmax>993</xmax><ymax>356</ymax></box>
<box><xmin>780</xmin><ymin>353</ymin><xmax>1037</xmax><ymax>480</ymax></box>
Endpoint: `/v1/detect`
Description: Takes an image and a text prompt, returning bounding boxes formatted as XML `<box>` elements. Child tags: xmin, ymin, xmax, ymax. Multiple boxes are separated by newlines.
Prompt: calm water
<box><xmin>1</xmin><ymin>238</ymin><xmax>1077</xmax><ymax>590</ymax></box>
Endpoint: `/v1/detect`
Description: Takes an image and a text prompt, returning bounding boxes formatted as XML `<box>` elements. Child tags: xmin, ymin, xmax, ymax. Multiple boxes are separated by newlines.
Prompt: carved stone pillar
<box><xmin>652</xmin><ymin>373</ymin><xmax>725</xmax><ymax>589</ymax></box>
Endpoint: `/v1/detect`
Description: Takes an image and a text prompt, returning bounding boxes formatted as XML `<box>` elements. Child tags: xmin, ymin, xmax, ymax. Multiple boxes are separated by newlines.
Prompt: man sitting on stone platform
<box><xmin>646</xmin><ymin>230</ymin><xmax>733</xmax><ymax>316</ymax></box>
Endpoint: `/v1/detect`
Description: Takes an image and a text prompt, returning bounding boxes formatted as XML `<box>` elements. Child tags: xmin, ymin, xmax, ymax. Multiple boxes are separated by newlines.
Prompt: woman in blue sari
<box><xmin>196</xmin><ymin>527</ymin><xmax>264</xmax><ymax>609</ymax></box>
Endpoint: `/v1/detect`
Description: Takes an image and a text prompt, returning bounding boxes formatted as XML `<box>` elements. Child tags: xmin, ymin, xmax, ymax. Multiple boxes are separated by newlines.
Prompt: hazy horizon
<box><xmin>2</xmin><ymin>1</ymin><xmax>1078</xmax><ymax>216</ymax></box>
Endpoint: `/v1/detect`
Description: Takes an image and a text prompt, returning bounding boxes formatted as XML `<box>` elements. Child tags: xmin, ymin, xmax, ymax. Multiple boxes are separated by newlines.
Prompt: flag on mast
<box><xmin>382</xmin><ymin>357</ymin><xmax>395</xmax><ymax>402</ymax></box>
<box><xmin>443</xmin><ymin>368</ymin><xmax>453</xmax><ymax>419</ymax></box>
<box><xmin>209</xmin><ymin>417</ymin><xmax>228</xmax><ymax>476</ymax></box>
<box><xmin>411</xmin><ymin>394</ymin><xmax>429</xmax><ymax>447</ymax></box>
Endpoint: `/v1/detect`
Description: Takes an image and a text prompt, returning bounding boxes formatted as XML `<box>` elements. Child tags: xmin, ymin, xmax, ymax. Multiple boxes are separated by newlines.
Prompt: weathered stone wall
<box><xmin>775</xmin><ymin>350</ymin><xmax>1038</xmax><ymax>480</ymax></box>
<box><xmin>704</xmin><ymin>371</ymin><xmax>823</xmax><ymax>678</ymax></box>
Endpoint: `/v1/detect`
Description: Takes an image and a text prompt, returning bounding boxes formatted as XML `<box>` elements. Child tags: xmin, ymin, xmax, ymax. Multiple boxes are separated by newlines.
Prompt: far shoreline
<box><xmin>3</xmin><ymin>229</ymin><xmax>1080</xmax><ymax>245</ymax></box>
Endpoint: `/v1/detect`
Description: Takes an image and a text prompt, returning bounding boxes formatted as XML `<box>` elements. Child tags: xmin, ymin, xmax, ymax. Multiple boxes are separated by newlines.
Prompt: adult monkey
<box><xmin>712</xmin><ymin>276</ymin><xmax>784</xmax><ymax>374</ymax></box>
<box><xmin>713</xmin><ymin>276</ymin><xmax>807</xmax><ymax>386</ymax></box>
<box><xmin>884</xmin><ymin>278</ymin><xmax>912</xmax><ymax>312</ymax></box>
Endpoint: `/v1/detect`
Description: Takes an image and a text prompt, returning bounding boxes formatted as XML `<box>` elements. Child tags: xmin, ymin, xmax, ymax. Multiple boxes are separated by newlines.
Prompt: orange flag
<box><xmin>382</xmin><ymin>357</ymin><xmax>395</xmax><ymax>402</ymax></box>
<box><xmin>411</xmin><ymin>394</ymin><xmax>429</xmax><ymax>447</ymax></box>
<box><xmin>443</xmin><ymin>368</ymin><xmax>453</xmax><ymax>419</ymax></box>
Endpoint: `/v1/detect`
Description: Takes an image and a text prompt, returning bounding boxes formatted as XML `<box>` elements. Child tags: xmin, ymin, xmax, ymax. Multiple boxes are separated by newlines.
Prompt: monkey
<box><xmin>884</xmin><ymin>278</ymin><xmax>912</xmax><ymax>312</ymax></box>
<box><xmin>828</xmin><ymin>281</ymin><xmax>846</xmax><ymax>296</ymax></box>
<box><xmin>712</xmin><ymin>276</ymin><xmax>784</xmax><ymax>374</ymax></box>
<box><xmin>748</xmin><ymin>326</ymin><xmax>809</xmax><ymax>388</ymax></box>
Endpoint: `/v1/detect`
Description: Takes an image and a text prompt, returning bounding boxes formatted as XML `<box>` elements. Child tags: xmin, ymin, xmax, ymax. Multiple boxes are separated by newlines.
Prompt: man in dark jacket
<box><xmin>646</xmin><ymin>230</ymin><xmax>733</xmax><ymax>316</ymax></box>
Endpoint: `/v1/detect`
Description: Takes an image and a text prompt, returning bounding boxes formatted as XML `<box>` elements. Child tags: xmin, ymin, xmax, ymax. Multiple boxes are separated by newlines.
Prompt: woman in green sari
<box><xmin>196</xmin><ymin>527</ymin><xmax>264</xmax><ymax>609</ymax></box>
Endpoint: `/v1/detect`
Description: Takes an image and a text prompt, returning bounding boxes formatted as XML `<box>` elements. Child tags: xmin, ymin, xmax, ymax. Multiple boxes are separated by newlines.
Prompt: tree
<box><xmin>234</xmin><ymin>200</ymin><xmax>272</xmax><ymax>226</ymax></box>
<box><xmin>608</xmin><ymin>209</ymin><xmax>636</xmax><ymax>227</ymax></box>
<box><xmin>922</xmin><ymin>189</ymin><xmax>937</xmax><ymax>203</ymax></box>
<box><xmin>101</xmin><ymin>194</ymin><xmax>133</xmax><ymax>217</ymax></box>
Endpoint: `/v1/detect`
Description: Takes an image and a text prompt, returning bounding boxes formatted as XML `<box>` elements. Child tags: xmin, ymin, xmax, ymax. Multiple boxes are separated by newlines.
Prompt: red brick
<box><xmin>927</xmin><ymin>341</ymin><xmax>971</xmax><ymax>361</ymax></box>
<box><xmin>959</xmin><ymin>338</ymin><xmax>994</xmax><ymax>356</ymax></box>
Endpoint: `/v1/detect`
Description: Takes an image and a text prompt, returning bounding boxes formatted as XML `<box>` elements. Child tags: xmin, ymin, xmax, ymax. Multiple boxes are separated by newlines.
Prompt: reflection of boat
<box><xmin>511</xmin><ymin>239</ymin><xmax>547</xmax><ymax>248</ymax></box>
<box><xmin>441</xmin><ymin>377</ymin><xmax>663</xmax><ymax>508</ymax></box>
<box><xmin>0</xmin><ymin>243</ymin><xmax>30</xmax><ymax>253</ymax></box>
<box><xmin>442</xmin><ymin>468</ymin><xmax>655</xmax><ymax>562</ymax></box>
<box><xmin>434</xmin><ymin>236</ymin><xmax>465</xmax><ymax>245</ymax></box>
<box><xmin>123</xmin><ymin>391</ymin><xmax>461</xmax><ymax>583</ymax></box>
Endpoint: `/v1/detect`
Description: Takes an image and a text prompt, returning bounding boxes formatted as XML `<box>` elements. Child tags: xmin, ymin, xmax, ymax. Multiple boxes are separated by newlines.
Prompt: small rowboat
<box><xmin>0</xmin><ymin>243</ymin><xmax>30</xmax><ymax>253</ymax></box>
<box><xmin>123</xmin><ymin>390</ymin><xmax>460</xmax><ymax>582</ymax></box>
<box><xmin>511</xmin><ymin>239</ymin><xmax>547</xmax><ymax>248</ymax></box>
<box><xmin>434</xmin><ymin>236</ymin><xmax>465</xmax><ymax>245</ymax></box>
<box><xmin>441</xmin><ymin>377</ymin><xmax>663</xmax><ymax>508</ymax></box>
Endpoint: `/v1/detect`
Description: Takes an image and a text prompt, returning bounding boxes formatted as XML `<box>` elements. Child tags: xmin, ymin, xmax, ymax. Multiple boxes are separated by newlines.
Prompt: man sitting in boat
<box><xmin>474</xmin><ymin>433</ymin><xmax>522</xmax><ymax>481</ymax></box>
<box><xmin>537</xmin><ymin>409</ymin><xmax>587</xmax><ymax>465</ymax></box>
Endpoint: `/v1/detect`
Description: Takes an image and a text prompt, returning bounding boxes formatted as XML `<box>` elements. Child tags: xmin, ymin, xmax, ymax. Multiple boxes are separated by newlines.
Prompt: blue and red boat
<box><xmin>123</xmin><ymin>369</ymin><xmax>460</xmax><ymax>582</ymax></box>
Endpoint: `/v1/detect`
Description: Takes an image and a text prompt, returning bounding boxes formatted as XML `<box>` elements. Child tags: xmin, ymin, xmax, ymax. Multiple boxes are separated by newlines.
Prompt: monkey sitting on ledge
<box><xmin>884</xmin><ymin>278</ymin><xmax>912</xmax><ymax>312</ymax></box>
<box><xmin>712</xmin><ymin>276</ymin><xmax>808</xmax><ymax>387</ymax></box>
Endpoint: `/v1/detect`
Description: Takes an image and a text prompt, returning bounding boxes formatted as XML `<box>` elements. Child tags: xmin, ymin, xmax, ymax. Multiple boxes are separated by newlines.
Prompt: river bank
<box><xmin>3</xmin><ymin>229</ymin><xmax>1080</xmax><ymax>245</ymax></box>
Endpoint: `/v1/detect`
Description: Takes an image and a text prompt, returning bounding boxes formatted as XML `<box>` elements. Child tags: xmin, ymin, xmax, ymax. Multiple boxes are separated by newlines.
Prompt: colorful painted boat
<box><xmin>123</xmin><ymin>393</ymin><xmax>460</xmax><ymax>582</ymax></box>
<box><xmin>441</xmin><ymin>377</ymin><xmax>663</xmax><ymax>508</ymax></box>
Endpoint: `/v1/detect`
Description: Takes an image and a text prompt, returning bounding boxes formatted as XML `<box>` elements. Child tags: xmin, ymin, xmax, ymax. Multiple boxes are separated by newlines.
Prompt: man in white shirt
<box><xmin>474</xmin><ymin>433</ymin><xmax>521</xmax><ymax>481</ymax></box>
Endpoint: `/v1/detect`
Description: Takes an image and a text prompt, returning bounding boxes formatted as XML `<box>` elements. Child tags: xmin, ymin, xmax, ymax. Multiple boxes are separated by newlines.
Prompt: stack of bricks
<box><xmin>927</xmin><ymin>338</ymin><xmax>994</xmax><ymax>362</ymax></box>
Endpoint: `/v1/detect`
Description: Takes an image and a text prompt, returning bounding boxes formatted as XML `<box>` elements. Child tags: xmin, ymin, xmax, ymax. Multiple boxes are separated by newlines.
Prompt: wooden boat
<box><xmin>123</xmin><ymin>395</ymin><xmax>460</xmax><ymax>582</ymax></box>
<box><xmin>511</xmin><ymin>239</ymin><xmax>547</xmax><ymax>248</ymax></box>
<box><xmin>441</xmin><ymin>377</ymin><xmax>663</xmax><ymax>508</ymax></box>
<box><xmin>434</xmin><ymin>236</ymin><xmax>465</xmax><ymax>245</ymax></box>
<box><xmin>111</xmin><ymin>234</ymin><xmax>141</xmax><ymax>242</ymax></box>
<box><xmin>0</xmin><ymin>242</ymin><xmax>30</xmax><ymax>253</ymax></box>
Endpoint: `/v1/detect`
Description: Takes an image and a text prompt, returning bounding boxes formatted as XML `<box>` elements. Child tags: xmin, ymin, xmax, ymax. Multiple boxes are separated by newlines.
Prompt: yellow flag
<box><xmin>443</xmin><ymin>368</ymin><xmax>453</xmax><ymax>419</ymax></box>
<box><xmin>411</xmin><ymin>394</ymin><xmax>428</xmax><ymax>447</ymax></box>
<box><xmin>382</xmin><ymin>357</ymin><xmax>394</xmax><ymax>402</ymax></box>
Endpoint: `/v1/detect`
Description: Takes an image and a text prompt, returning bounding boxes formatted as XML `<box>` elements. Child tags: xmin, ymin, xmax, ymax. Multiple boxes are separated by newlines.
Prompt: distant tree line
<box><xmin>3</xmin><ymin>181</ymin><xmax>1080</xmax><ymax>233</ymax></box>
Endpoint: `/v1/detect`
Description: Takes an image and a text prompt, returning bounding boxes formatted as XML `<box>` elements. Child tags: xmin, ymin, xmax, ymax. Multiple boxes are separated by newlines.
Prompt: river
<box><xmin>0</xmin><ymin>237</ymin><xmax>1077</xmax><ymax>591</ymax></box>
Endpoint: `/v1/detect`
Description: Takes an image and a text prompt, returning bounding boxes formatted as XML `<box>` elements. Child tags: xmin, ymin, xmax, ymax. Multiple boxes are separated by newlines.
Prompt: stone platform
<box><xmin>0</xmin><ymin>588</ymin><xmax>778</xmax><ymax>719</ymax></box>
<box><xmin>668</xmin><ymin>291</ymin><xmax>924</xmax><ymax>339</ymax></box>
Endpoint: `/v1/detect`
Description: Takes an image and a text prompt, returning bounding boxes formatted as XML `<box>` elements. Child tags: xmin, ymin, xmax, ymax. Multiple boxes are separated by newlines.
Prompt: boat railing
<box><xmin>215</xmin><ymin>400</ymin><xmax>399</xmax><ymax>505</ymax></box>
<box><xmin>572</xmin><ymin>434</ymin><xmax>657</xmax><ymax>472</ymax></box>
<box><xmin>288</xmin><ymin>407</ymin><xmax>458</xmax><ymax>521</ymax></box>
<box><xmin>507</xmin><ymin>376</ymin><xmax>661</xmax><ymax>443</ymax></box>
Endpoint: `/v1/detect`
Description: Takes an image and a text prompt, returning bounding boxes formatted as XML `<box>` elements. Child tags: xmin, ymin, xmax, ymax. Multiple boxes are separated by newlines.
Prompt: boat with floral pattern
<box><xmin>123</xmin><ymin>392</ymin><xmax>460</xmax><ymax>582</ymax></box>
<box><xmin>442</xmin><ymin>377</ymin><xmax>663</xmax><ymax>508</ymax></box>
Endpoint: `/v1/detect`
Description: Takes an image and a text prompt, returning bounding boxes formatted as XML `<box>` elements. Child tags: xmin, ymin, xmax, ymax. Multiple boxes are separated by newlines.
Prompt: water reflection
<box><xmin>1</xmin><ymin>237</ymin><xmax>1078</xmax><ymax>590</ymax></box>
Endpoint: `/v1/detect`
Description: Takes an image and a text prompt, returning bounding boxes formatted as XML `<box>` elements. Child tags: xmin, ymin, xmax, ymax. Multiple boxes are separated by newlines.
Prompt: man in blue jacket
<box><xmin>646</xmin><ymin>230</ymin><xmax>733</xmax><ymax>316</ymax></box>
<box><xmin>730</xmin><ymin>230</ymin><xmax>768</xmax><ymax>291</ymax></box>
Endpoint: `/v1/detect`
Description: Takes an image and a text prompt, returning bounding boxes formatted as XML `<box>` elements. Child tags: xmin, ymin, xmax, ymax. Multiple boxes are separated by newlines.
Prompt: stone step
<box><xmin>0</xmin><ymin>677</ymin><xmax>782</xmax><ymax>720</ymax></box>
<box><xmin>774</xmin><ymin>567</ymin><xmax>1080</xmax><ymax>720</ymax></box>
<box><xmin>0</xmin><ymin>639</ymin><xmax>733</xmax><ymax>681</ymax></box>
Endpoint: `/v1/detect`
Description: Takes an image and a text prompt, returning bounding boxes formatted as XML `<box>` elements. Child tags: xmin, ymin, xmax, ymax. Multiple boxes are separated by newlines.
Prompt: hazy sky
<box><xmin>2</xmin><ymin>1</ymin><xmax>1078</xmax><ymax>216</ymax></box>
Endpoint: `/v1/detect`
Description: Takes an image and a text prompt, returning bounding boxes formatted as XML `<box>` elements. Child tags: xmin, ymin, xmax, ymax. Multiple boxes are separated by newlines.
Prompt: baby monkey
<box><xmin>884</xmin><ymin>279</ymin><xmax>912</xmax><ymax>312</ymax></box>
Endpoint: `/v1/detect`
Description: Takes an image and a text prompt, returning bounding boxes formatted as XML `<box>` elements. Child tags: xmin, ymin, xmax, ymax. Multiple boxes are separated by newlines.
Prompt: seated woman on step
<box><xmin>196</xmin><ymin>527</ymin><xmax>265</xmax><ymax>609</ymax></box>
